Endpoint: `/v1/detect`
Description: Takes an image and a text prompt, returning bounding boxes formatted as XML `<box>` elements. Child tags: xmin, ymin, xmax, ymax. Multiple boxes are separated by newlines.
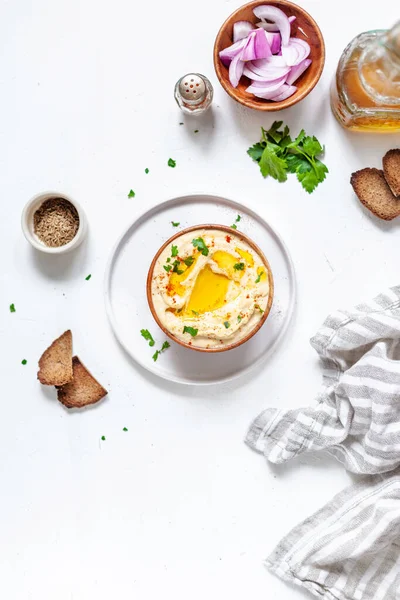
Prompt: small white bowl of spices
<box><xmin>22</xmin><ymin>191</ymin><xmax>87</xmax><ymax>254</ymax></box>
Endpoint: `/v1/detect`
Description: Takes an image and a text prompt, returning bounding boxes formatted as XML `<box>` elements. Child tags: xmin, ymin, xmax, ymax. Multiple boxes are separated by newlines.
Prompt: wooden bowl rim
<box><xmin>213</xmin><ymin>0</ymin><xmax>325</xmax><ymax>111</ymax></box>
<box><xmin>146</xmin><ymin>224</ymin><xmax>275</xmax><ymax>353</ymax></box>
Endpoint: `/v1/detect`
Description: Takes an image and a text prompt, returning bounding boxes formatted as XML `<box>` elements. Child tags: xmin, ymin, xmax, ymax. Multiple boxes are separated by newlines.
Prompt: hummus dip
<box><xmin>150</xmin><ymin>228</ymin><xmax>271</xmax><ymax>350</ymax></box>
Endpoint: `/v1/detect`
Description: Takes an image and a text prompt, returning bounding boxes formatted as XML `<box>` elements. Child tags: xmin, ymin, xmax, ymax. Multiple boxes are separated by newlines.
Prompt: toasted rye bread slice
<box><xmin>57</xmin><ymin>356</ymin><xmax>107</xmax><ymax>409</ymax></box>
<box><xmin>350</xmin><ymin>168</ymin><xmax>400</xmax><ymax>221</ymax></box>
<box><xmin>38</xmin><ymin>330</ymin><xmax>73</xmax><ymax>385</ymax></box>
<box><xmin>383</xmin><ymin>149</ymin><xmax>400</xmax><ymax>197</ymax></box>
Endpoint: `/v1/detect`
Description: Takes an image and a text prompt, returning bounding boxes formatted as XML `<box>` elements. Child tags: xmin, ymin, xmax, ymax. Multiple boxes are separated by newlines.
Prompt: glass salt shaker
<box><xmin>174</xmin><ymin>73</ymin><xmax>213</xmax><ymax>115</ymax></box>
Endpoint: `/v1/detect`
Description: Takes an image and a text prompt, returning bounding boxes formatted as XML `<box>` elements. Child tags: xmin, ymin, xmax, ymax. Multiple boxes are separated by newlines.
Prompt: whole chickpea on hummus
<box><xmin>147</xmin><ymin>226</ymin><xmax>273</xmax><ymax>351</ymax></box>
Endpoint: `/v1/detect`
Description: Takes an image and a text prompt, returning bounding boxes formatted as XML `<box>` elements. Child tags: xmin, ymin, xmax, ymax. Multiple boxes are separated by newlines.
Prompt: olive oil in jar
<box><xmin>331</xmin><ymin>22</ymin><xmax>400</xmax><ymax>132</ymax></box>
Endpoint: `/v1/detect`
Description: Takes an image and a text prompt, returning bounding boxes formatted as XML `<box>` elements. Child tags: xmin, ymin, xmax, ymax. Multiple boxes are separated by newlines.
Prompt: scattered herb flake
<box><xmin>192</xmin><ymin>310</ymin><xmax>199</xmax><ymax>316</ymax></box>
<box><xmin>85</xmin><ymin>274</ymin><xmax>91</xmax><ymax>281</ymax></box>
<box><xmin>101</xmin><ymin>435</ymin><xmax>106</xmax><ymax>441</ymax></box>
<box><xmin>224</xmin><ymin>321</ymin><xmax>230</xmax><ymax>329</ymax></box>
<box><xmin>140</xmin><ymin>329</ymin><xmax>155</xmax><ymax>347</ymax></box>
<box><xmin>152</xmin><ymin>350</ymin><xmax>160</xmax><ymax>361</ymax></box>
<box><xmin>179</xmin><ymin>122</ymin><xmax>184</xmax><ymax>125</ymax></box>
<box><xmin>255</xmin><ymin>304</ymin><xmax>264</xmax><ymax>314</ymax></box>
<box><xmin>230</xmin><ymin>224</ymin><xmax>237</xmax><ymax>230</ymax></box>
<box><xmin>163</xmin><ymin>265</ymin><xmax>172</xmax><ymax>273</ymax></box>
<box><xmin>192</xmin><ymin>237</ymin><xmax>209</xmax><ymax>256</ymax></box>
<box><xmin>168</xmin><ymin>158</ymin><xmax>176</xmax><ymax>168</ymax></box>
<box><xmin>255</xmin><ymin>271</ymin><xmax>264</xmax><ymax>284</ymax></box>
<box><xmin>171</xmin><ymin>221</ymin><xmax>180</xmax><ymax>227</ymax></box>
<box><xmin>9</xmin><ymin>303</ymin><xmax>15</xmax><ymax>313</ymax></box>
<box><xmin>235</xmin><ymin>215</ymin><xmax>241</xmax><ymax>222</ymax></box>
<box><xmin>145</xmin><ymin>168</ymin><xmax>149</xmax><ymax>174</ymax></box>
<box><xmin>123</xmin><ymin>427</ymin><xmax>128</xmax><ymax>431</ymax></box>
<box><xmin>153</xmin><ymin>340</ymin><xmax>170</xmax><ymax>361</ymax></box>
<box><xmin>237</xmin><ymin>315</ymin><xmax>242</xmax><ymax>323</ymax></box>
<box><xmin>166</xmin><ymin>257</ymin><xmax>171</xmax><ymax>263</ymax></box>
<box><xmin>172</xmin><ymin>260</ymin><xmax>184</xmax><ymax>275</ymax></box>
<box><xmin>183</xmin><ymin>326</ymin><xmax>198</xmax><ymax>337</ymax></box>
<box><xmin>248</xmin><ymin>121</ymin><xmax>328</xmax><ymax>193</ymax></box>
<box><xmin>128</xmin><ymin>189</ymin><xmax>135</xmax><ymax>198</ymax></box>
<box><xmin>184</xmin><ymin>256</ymin><xmax>194</xmax><ymax>267</ymax></box>
<box><xmin>194</xmin><ymin>129</ymin><xmax>199</xmax><ymax>133</ymax></box>
<box><xmin>233</xmin><ymin>262</ymin><xmax>245</xmax><ymax>271</ymax></box>
<box><xmin>21</xmin><ymin>359</ymin><xmax>27</xmax><ymax>365</ymax></box>
<box><xmin>171</xmin><ymin>245</ymin><xmax>178</xmax><ymax>257</ymax></box>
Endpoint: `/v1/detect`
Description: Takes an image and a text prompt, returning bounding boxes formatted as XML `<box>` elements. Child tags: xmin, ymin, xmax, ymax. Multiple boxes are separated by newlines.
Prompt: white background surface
<box><xmin>0</xmin><ymin>1</ymin><xmax>399</xmax><ymax>598</ymax></box>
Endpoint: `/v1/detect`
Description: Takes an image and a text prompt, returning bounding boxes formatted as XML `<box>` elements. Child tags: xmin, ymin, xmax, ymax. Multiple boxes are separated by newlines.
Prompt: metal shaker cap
<box><xmin>178</xmin><ymin>74</ymin><xmax>206</xmax><ymax>105</ymax></box>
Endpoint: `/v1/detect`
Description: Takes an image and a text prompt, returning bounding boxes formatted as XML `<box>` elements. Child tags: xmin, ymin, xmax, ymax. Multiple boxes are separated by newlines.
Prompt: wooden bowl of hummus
<box><xmin>146</xmin><ymin>225</ymin><xmax>274</xmax><ymax>352</ymax></box>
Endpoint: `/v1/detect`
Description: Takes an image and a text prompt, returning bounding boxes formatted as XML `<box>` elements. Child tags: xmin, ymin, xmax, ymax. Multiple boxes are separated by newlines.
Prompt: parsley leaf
<box><xmin>224</xmin><ymin>321</ymin><xmax>230</xmax><ymax>328</ymax></box>
<box><xmin>234</xmin><ymin>262</ymin><xmax>245</xmax><ymax>270</ymax></box>
<box><xmin>140</xmin><ymin>329</ymin><xmax>155</xmax><ymax>347</ymax></box>
<box><xmin>194</xmin><ymin>129</ymin><xmax>199</xmax><ymax>133</ymax></box>
<box><xmin>171</xmin><ymin>245</ymin><xmax>178</xmax><ymax>257</ymax></box>
<box><xmin>123</xmin><ymin>427</ymin><xmax>128</xmax><ymax>431</ymax></box>
<box><xmin>153</xmin><ymin>340</ymin><xmax>170</xmax><ymax>361</ymax></box>
<box><xmin>237</xmin><ymin>315</ymin><xmax>242</xmax><ymax>323</ymax></box>
<box><xmin>255</xmin><ymin>271</ymin><xmax>264</xmax><ymax>284</ymax></box>
<box><xmin>152</xmin><ymin>350</ymin><xmax>160</xmax><ymax>361</ymax></box>
<box><xmin>172</xmin><ymin>260</ymin><xmax>184</xmax><ymax>274</ymax></box>
<box><xmin>9</xmin><ymin>303</ymin><xmax>15</xmax><ymax>313</ymax></box>
<box><xmin>128</xmin><ymin>189</ymin><xmax>135</xmax><ymax>198</ymax></box>
<box><xmin>85</xmin><ymin>274</ymin><xmax>91</xmax><ymax>281</ymax></box>
<box><xmin>183</xmin><ymin>326</ymin><xmax>198</xmax><ymax>337</ymax></box>
<box><xmin>192</xmin><ymin>238</ymin><xmax>209</xmax><ymax>256</ymax></box>
<box><xmin>184</xmin><ymin>256</ymin><xmax>194</xmax><ymax>267</ymax></box>
<box><xmin>248</xmin><ymin>121</ymin><xmax>328</xmax><ymax>193</ymax></box>
<box><xmin>255</xmin><ymin>304</ymin><xmax>264</xmax><ymax>314</ymax></box>
<box><xmin>166</xmin><ymin>257</ymin><xmax>171</xmax><ymax>263</ymax></box>
<box><xmin>230</xmin><ymin>224</ymin><xmax>237</xmax><ymax>230</ymax></box>
<box><xmin>101</xmin><ymin>435</ymin><xmax>106</xmax><ymax>441</ymax></box>
<box><xmin>235</xmin><ymin>215</ymin><xmax>241</xmax><ymax>222</ymax></box>
<box><xmin>21</xmin><ymin>359</ymin><xmax>27</xmax><ymax>365</ymax></box>
<box><xmin>192</xmin><ymin>310</ymin><xmax>199</xmax><ymax>316</ymax></box>
<box><xmin>168</xmin><ymin>158</ymin><xmax>176</xmax><ymax>168</ymax></box>
<box><xmin>171</xmin><ymin>221</ymin><xmax>180</xmax><ymax>227</ymax></box>
<box><xmin>145</xmin><ymin>168</ymin><xmax>149</xmax><ymax>174</ymax></box>
<box><xmin>163</xmin><ymin>265</ymin><xmax>172</xmax><ymax>273</ymax></box>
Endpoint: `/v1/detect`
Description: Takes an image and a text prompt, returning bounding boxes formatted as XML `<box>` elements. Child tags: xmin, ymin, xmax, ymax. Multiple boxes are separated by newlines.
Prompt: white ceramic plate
<box><xmin>105</xmin><ymin>194</ymin><xmax>296</xmax><ymax>385</ymax></box>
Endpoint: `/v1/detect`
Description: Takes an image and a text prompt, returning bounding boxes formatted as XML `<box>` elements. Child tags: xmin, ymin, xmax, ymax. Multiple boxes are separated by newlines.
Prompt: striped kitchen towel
<box><xmin>246</xmin><ymin>286</ymin><xmax>400</xmax><ymax>475</ymax></box>
<box><xmin>246</xmin><ymin>286</ymin><xmax>400</xmax><ymax>599</ymax></box>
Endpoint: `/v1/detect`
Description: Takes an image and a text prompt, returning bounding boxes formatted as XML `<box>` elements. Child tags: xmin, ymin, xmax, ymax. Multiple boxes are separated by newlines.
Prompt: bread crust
<box><xmin>350</xmin><ymin>168</ymin><xmax>400</xmax><ymax>221</ymax></box>
<box><xmin>57</xmin><ymin>356</ymin><xmax>107</xmax><ymax>409</ymax></box>
<box><xmin>383</xmin><ymin>149</ymin><xmax>400</xmax><ymax>197</ymax></box>
<box><xmin>38</xmin><ymin>330</ymin><xmax>73</xmax><ymax>385</ymax></box>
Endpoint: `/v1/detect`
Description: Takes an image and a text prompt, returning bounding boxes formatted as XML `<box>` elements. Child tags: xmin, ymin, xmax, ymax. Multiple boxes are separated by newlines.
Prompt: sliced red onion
<box><xmin>233</xmin><ymin>20</ymin><xmax>255</xmax><ymax>43</ymax></box>
<box><xmin>270</xmin><ymin>84</ymin><xmax>298</xmax><ymax>101</ymax></box>
<box><xmin>246</xmin><ymin>76</ymin><xmax>287</xmax><ymax>94</ymax></box>
<box><xmin>243</xmin><ymin>62</ymin><xmax>290</xmax><ymax>82</ymax></box>
<box><xmin>249</xmin><ymin>83</ymin><xmax>288</xmax><ymax>100</ymax></box>
<box><xmin>241</xmin><ymin>28</ymin><xmax>271</xmax><ymax>61</ymax></box>
<box><xmin>281</xmin><ymin>37</ymin><xmax>311</xmax><ymax>66</ymax></box>
<box><xmin>253</xmin><ymin>6</ymin><xmax>291</xmax><ymax>45</ymax></box>
<box><xmin>286</xmin><ymin>58</ymin><xmax>312</xmax><ymax>85</ymax></box>
<box><xmin>264</xmin><ymin>31</ymin><xmax>281</xmax><ymax>55</ymax></box>
<box><xmin>229</xmin><ymin>53</ymin><xmax>245</xmax><ymax>88</ymax></box>
<box><xmin>219</xmin><ymin>38</ymin><xmax>246</xmax><ymax>66</ymax></box>
<box><xmin>256</xmin><ymin>15</ymin><xmax>296</xmax><ymax>32</ymax></box>
<box><xmin>253</xmin><ymin>55</ymin><xmax>287</xmax><ymax>68</ymax></box>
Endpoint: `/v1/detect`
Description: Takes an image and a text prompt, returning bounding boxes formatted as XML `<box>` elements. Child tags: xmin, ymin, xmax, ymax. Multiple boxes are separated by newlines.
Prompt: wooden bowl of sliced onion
<box><xmin>213</xmin><ymin>0</ymin><xmax>325</xmax><ymax>111</ymax></box>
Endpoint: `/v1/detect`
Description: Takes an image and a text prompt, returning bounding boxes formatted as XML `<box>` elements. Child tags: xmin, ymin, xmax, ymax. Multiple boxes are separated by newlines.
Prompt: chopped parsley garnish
<box><xmin>172</xmin><ymin>260</ymin><xmax>184</xmax><ymax>275</ymax></box>
<box><xmin>101</xmin><ymin>436</ymin><xmax>106</xmax><ymax>441</ymax></box>
<box><xmin>128</xmin><ymin>189</ymin><xmax>135</xmax><ymax>198</ymax></box>
<box><xmin>145</xmin><ymin>168</ymin><xmax>149</xmax><ymax>174</ymax></box>
<box><xmin>247</xmin><ymin>121</ymin><xmax>328</xmax><ymax>193</ymax></box>
<box><xmin>230</xmin><ymin>224</ymin><xmax>237</xmax><ymax>230</ymax></box>
<box><xmin>166</xmin><ymin>257</ymin><xmax>171</xmax><ymax>263</ymax></box>
<box><xmin>9</xmin><ymin>303</ymin><xmax>15</xmax><ymax>313</ymax></box>
<box><xmin>152</xmin><ymin>340</ymin><xmax>171</xmax><ymax>361</ymax></box>
<box><xmin>255</xmin><ymin>271</ymin><xmax>264</xmax><ymax>284</ymax></box>
<box><xmin>194</xmin><ymin>129</ymin><xmax>199</xmax><ymax>133</ymax></box>
<box><xmin>21</xmin><ymin>359</ymin><xmax>27</xmax><ymax>365</ymax></box>
<box><xmin>192</xmin><ymin>237</ymin><xmax>209</xmax><ymax>256</ymax></box>
<box><xmin>184</xmin><ymin>256</ymin><xmax>194</xmax><ymax>267</ymax></box>
<box><xmin>168</xmin><ymin>158</ymin><xmax>176</xmax><ymax>168</ymax></box>
<box><xmin>179</xmin><ymin>122</ymin><xmax>184</xmax><ymax>125</ymax></box>
<box><xmin>233</xmin><ymin>262</ymin><xmax>245</xmax><ymax>271</ymax></box>
<box><xmin>171</xmin><ymin>245</ymin><xmax>179</xmax><ymax>257</ymax></box>
<box><xmin>255</xmin><ymin>304</ymin><xmax>264</xmax><ymax>314</ymax></box>
<box><xmin>183</xmin><ymin>326</ymin><xmax>198</xmax><ymax>337</ymax></box>
<box><xmin>123</xmin><ymin>427</ymin><xmax>128</xmax><ymax>431</ymax></box>
<box><xmin>191</xmin><ymin>310</ymin><xmax>199</xmax><ymax>316</ymax></box>
<box><xmin>224</xmin><ymin>321</ymin><xmax>230</xmax><ymax>328</ymax></box>
<box><xmin>163</xmin><ymin>265</ymin><xmax>172</xmax><ymax>273</ymax></box>
<box><xmin>140</xmin><ymin>329</ymin><xmax>155</xmax><ymax>347</ymax></box>
<box><xmin>235</xmin><ymin>215</ymin><xmax>241</xmax><ymax>222</ymax></box>
<box><xmin>237</xmin><ymin>315</ymin><xmax>242</xmax><ymax>323</ymax></box>
<box><xmin>85</xmin><ymin>274</ymin><xmax>91</xmax><ymax>281</ymax></box>
<box><xmin>171</xmin><ymin>221</ymin><xmax>180</xmax><ymax>227</ymax></box>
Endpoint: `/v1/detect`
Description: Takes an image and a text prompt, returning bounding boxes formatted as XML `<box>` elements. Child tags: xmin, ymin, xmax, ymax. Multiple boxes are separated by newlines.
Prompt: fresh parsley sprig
<box><xmin>248</xmin><ymin>121</ymin><xmax>328</xmax><ymax>193</ymax></box>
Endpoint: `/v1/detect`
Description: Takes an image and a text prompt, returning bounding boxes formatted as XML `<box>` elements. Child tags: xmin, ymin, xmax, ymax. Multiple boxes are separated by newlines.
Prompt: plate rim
<box><xmin>104</xmin><ymin>193</ymin><xmax>297</xmax><ymax>386</ymax></box>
